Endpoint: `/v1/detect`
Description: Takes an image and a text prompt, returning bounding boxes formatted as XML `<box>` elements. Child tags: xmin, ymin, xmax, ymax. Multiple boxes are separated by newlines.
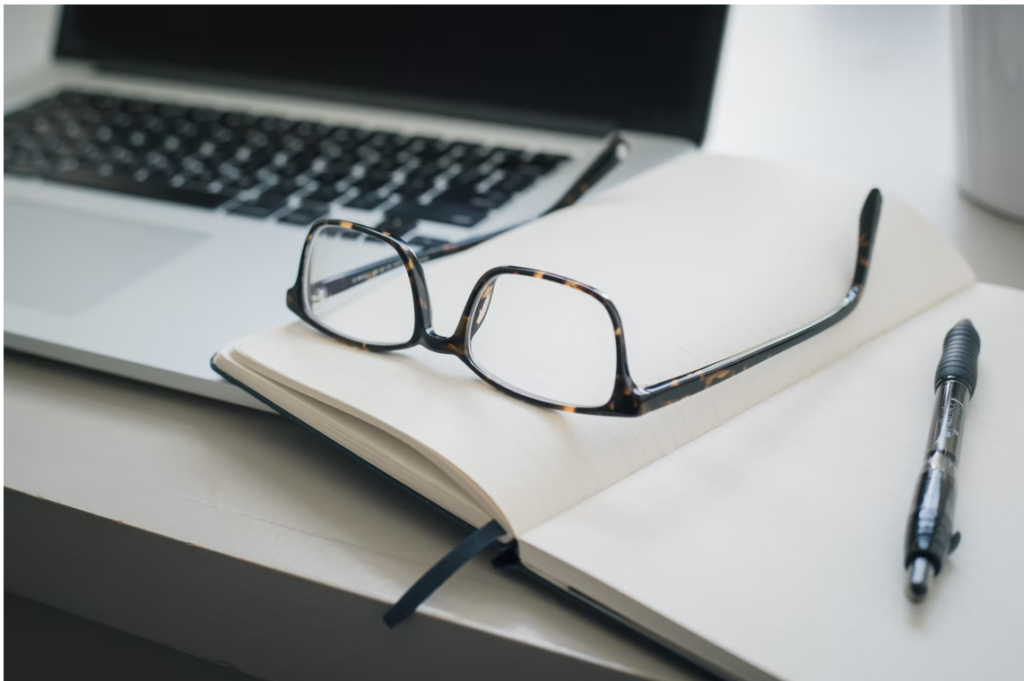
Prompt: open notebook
<box><xmin>214</xmin><ymin>155</ymin><xmax>1024</xmax><ymax>681</ymax></box>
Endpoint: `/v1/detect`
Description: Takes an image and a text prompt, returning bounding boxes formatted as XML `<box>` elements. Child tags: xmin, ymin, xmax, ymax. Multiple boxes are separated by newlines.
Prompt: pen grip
<box><xmin>934</xmin><ymin>319</ymin><xmax>981</xmax><ymax>395</ymax></box>
<box><xmin>905</xmin><ymin>466</ymin><xmax>957</xmax><ymax>572</ymax></box>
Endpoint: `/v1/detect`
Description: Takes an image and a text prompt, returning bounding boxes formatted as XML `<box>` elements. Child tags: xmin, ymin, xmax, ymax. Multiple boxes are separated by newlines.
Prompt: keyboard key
<box><xmin>222</xmin><ymin>112</ymin><xmax>257</xmax><ymax>128</ymax></box>
<box><xmin>497</xmin><ymin>172</ymin><xmax>537</xmax><ymax>193</ymax></box>
<box><xmin>49</xmin><ymin>170</ymin><xmax>229</xmax><ymax>208</ymax></box>
<box><xmin>408</xmin><ymin>235</ymin><xmax>450</xmax><ymax>249</ymax></box>
<box><xmin>251</xmin><ymin>190</ymin><xmax>292</xmax><ymax>210</ymax></box>
<box><xmin>273</xmin><ymin>176</ymin><xmax>312</xmax><ymax>195</ymax></box>
<box><xmin>284</xmin><ymin>159</ymin><xmax>318</xmax><ymax>178</ymax></box>
<box><xmin>327</xmin><ymin>126</ymin><xmax>367</xmax><ymax>142</ymax></box>
<box><xmin>217</xmin><ymin>160</ymin><xmax>243</xmax><ymax>178</ymax></box>
<box><xmin>299</xmin><ymin>199</ymin><xmax>330</xmax><ymax>213</ymax></box>
<box><xmin>517</xmin><ymin>163</ymin><xmax>553</xmax><ymax>177</ymax></box>
<box><xmin>405</xmin><ymin>137</ymin><xmax>448</xmax><ymax>160</ymax></box>
<box><xmin>178</xmin><ymin>179</ymin><xmax>218</xmax><ymax>194</ymax></box>
<box><xmin>244</xmin><ymin>130</ymin><xmax>272</xmax><ymax>148</ymax></box>
<box><xmin>460</xmin><ymin>146</ymin><xmax>494</xmax><ymax>165</ymax></box>
<box><xmin>366</xmin><ymin>132</ymin><xmax>407</xmax><ymax>152</ymax></box>
<box><xmin>206</xmin><ymin>181</ymin><xmax>240</xmax><ymax>197</ymax></box>
<box><xmin>176</xmin><ymin>119</ymin><xmax>203</xmax><ymax>137</ymax></box>
<box><xmin>229</xmin><ymin>202</ymin><xmax>280</xmax><ymax>219</ymax></box>
<box><xmin>493</xmin><ymin>149</ymin><xmax>528</xmax><ymax>172</ymax></box>
<box><xmin>236</xmin><ymin>156</ymin><xmax>273</xmax><ymax>177</ymax></box>
<box><xmin>220</xmin><ymin>175</ymin><xmax>259</xmax><ymax>191</ymax></box>
<box><xmin>471</xmin><ymin>191</ymin><xmax>512</xmax><ymax>210</ymax></box>
<box><xmin>435</xmin><ymin>189</ymin><xmax>512</xmax><ymax>211</ymax></box>
<box><xmin>210</xmin><ymin>125</ymin><xmax>237</xmax><ymax>145</ymax></box>
<box><xmin>394</xmin><ymin>177</ymin><xmax>435</xmax><ymax>199</ymax></box>
<box><xmin>257</xmin><ymin>167</ymin><xmax>282</xmax><ymax>185</ymax></box>
<box><xmin>448</xmin><ymin>168</ymin><xmax>488</xmax><ymax>189</ymax></box>
<box><xmin>292</xmin><ymin>121</ymin><xmax>331</xmax><ymax>140</ymax></box>
<box><xmin>362</xmin><ymin>165</ymin><xmax>396</xmax><ymax>182</ymax></box>
<box><xmin>58</xmin><ymin>91</ymin><xmax>88</xmax><ymax>106</ymax></box>
<box><xmin>305</xmin><ymin>184</ymin><xmax>345</xmax><ymax>203</ymax></box>
<box><xmin>344</xmin><ymin>192</ymin><xmax>388</xmax><ymax>211</ymax></box>
<box><xmin>127</xmin><ymin>130</ymin><xmax>150</xmax><ymax>149</ymax></box>
<box><xmin>257</xmin><ymin>116</ymin><xmax>293</xmax><ymax>133</ymax></box>
<box><xmin>187</xmin><ymin>106</ymin><xmax>221</xmax><ymax>123</ymax></box>
<box><xmin>387</xmin><ymin>201</ymin><xmax>487</xmax><ymax>228</ymax></box>
<box><xmin>311</xmin><ymin>170</ymin><xmax>350</xmax><ymax>186</ymax></box>
<box><xmin>374</xmin><ymin>214</ymin><xmax>419</xmax><ymax>238</ymax></box>
<box><xmin>365</xmin><ymin>157</ymin><xmax>403</xmax><ymax>174</ymax></box>
<box><xmin>319</xmin><ymin>160</ymin><xmax>357</xmax><ymax>177</ymax></box>
<box><xmin>156</xmin><ymin>103</ymin><xmax>187</xmax><ymax>118</ymax></box>
<box><xmin>278</xmin><ymin>208</ymin><xmax>326</xmax><ymax>226</ymax></box>
<box><xmin>141</xmin><ymin>115</ymin><xmax>167</xmax><ymax>133</ymax></box>
<box><xmin>109</xmin><ymin>111</ymin><xmax>135</xmax><ymax>130</ymax></box>
<box><xmin>183</xmin><ymin>169</ymin><xmax>217</xmax><ymax>185</ymax></box>
<box><xmin>90</xmin><ymin>95</ymin><xmax>121</xmax><ymax>110</ymax></box>
<box><xmin>447</xmin><ymin>142</ymin><xmax>483</xmax><ymax>160</ymax></box>
<box><xmin>530</xmin><ymin>153</ymin><xmax>570</xmax><ymax>171</ymax></box>
<box><xmin>408</xmin><ymin>162</ymin><xmax>446</xmax><ymax>182</ymax></box>
<box><xmin>317</xmin><ymin>140</ymin><xmax>346</xmax><ymax>159</ymax></box>
<box><xmin>351</xmin><ymin>175</ymin><xmax>390</xmax><ymax>193</ymax></box>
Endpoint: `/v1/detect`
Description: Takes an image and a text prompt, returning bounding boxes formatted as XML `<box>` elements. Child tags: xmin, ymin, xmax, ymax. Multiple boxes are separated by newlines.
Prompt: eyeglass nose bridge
<box><xmin>420</xmin><ymin>269</ymin><xmax>502</xmax><ymax>358</ymax></box>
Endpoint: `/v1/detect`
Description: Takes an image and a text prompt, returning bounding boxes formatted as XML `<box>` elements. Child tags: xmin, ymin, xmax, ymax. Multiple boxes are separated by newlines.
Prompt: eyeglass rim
<box><xmin>286</xmin><ymin>219</ymin><xmax>638</xmax><ymax>413</ymax></box>
<box><xmin>294</xmin><ymin>221</ymin><xmax>421</xmax><ymax>349</ymax></box>
<box><xmin>286</xmin><ymin>188</ymin><xmax>882</xmax><ymax>417</ymax></box>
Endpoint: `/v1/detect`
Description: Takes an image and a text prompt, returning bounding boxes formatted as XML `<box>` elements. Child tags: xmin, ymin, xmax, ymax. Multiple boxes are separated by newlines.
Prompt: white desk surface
<box><xmin>6</xmin><ymin>6</ymin><xmax>1024</xmax><ymax>681</ymax></box>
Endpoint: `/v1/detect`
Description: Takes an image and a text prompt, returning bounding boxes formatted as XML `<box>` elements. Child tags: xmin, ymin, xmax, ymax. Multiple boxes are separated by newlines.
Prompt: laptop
<box><xmin>4</xmin><ymin>6</ymin><xmax>727</xmax><ymax>408</ymax></box>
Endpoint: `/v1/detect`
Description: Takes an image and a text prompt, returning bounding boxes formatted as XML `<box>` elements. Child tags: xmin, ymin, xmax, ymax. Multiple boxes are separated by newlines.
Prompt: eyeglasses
<box><xmin>287</xmin><ymin>150</ymin><xmax>882</xmax><ymax>416</ymax></box>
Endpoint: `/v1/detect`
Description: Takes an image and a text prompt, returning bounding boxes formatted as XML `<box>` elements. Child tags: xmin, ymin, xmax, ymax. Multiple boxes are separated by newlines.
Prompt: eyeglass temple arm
<box><xmin>535</xmin><ymin>130</ymin><xmax>630</xmax><ymax>217</ymax></box>
<box><xmin>311</xmin><ymin>132</ymin><xmax>631</xmax><ymax>297</ymax></box>
<box><xmin>636</xmin><ymin>189</ymin><xmax>883</xmax><ymax>414</ymax></box>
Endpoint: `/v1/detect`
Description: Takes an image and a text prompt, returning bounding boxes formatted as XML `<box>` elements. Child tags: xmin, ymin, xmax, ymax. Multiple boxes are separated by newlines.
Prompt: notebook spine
<box><xmin>211</xmin><ymin>353</ymin><xmax>720</xmax><ymax>675</ymax></box>
<box><xmin>491</xmin><ymin>548</ymin><xmax>730</xmax><ymax>681</ymax></box>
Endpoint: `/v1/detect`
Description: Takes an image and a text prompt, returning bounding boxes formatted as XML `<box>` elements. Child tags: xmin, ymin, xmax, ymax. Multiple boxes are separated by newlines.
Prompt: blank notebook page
<box><xmin>521</xmin><ymin>283</ymin><xmax>1024</xmax><ymax>681</ymax></box>
<box><xmin>232</xmin><ymin>155</ymin><xmax>974</xmax><ymax>536</ymax></box>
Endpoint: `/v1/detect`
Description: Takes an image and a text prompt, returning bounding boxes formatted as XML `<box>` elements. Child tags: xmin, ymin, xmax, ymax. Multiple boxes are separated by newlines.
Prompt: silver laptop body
<box><xmin>4</xmin><ymin>6</ymin><xmax>726</xmax><ymax>408</ymax></box>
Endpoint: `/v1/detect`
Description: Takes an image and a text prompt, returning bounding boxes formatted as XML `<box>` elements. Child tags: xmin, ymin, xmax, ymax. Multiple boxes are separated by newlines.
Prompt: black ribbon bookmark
<box><xmin>383</xmin><ymin>520</ymin><xmax>506</xmax><ymax>628</ymax></box>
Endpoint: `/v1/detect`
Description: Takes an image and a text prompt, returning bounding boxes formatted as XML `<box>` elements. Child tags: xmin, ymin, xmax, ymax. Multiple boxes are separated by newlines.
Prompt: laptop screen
<box><xmin>56</xmin><ymin>6</ymin><xmax>727</xmax><ymax>143</ymax></box>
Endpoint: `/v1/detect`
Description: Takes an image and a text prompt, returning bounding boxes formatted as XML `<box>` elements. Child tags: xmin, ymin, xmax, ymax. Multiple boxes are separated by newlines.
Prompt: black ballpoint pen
<box><xmin>905</xmin><ymin>319</ymin><xmax>982</xmax><ymax>602</ymax></box>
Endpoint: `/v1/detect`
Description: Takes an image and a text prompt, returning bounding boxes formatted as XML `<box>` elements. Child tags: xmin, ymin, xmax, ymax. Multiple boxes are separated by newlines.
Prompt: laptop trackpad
<box><xmin>4</xmin><ymin>200</ymin><xmax>206</xmax><ymax>315</ymax></box>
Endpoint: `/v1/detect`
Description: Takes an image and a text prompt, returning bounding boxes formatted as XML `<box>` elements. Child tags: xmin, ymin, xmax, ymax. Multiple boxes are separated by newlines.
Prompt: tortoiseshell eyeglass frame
<box><xmin>286</xmin><ymin>188</ymin><xmax>882</xmax><ymax>417</ymax></box>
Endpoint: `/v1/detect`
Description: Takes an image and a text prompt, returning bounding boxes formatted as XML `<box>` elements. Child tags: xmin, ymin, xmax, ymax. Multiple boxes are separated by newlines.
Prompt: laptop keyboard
<box><xmin>4</xmin><ymin>90</ymin><xmax>570</xmax><ymax>233</ymax></box>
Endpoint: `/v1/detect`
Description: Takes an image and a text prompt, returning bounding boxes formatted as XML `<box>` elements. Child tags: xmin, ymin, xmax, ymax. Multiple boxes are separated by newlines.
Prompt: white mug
<box><xmin>952</xmin><ymin>6</ymin><xmax>1024</xmax><ymax>222</ymax></box>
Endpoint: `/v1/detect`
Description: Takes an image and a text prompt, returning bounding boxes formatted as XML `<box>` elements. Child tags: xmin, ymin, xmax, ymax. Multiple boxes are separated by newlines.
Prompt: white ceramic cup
<box><xmin>952</xmin><ymin>6</ymin><xmax>1024</xmax><ymax>222</ymax></box>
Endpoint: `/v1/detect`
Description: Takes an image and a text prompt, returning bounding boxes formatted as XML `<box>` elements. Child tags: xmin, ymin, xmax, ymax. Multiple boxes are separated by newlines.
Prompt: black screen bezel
<box><xmin>55</xmin><ymin>6</ymin><xmax>727</xmax><ymax>143</ymax></box>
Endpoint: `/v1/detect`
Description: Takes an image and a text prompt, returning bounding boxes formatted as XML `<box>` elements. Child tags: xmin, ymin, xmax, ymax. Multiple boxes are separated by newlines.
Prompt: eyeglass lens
<box><xmin>467</xmin><ymin>273</ymin><xmax>617</xmax><ymax>408</ymax></box>
<box><xmin>306</xmin><ymin>226</ymin><xmax>416</xmax><ymax>346</ymax></box>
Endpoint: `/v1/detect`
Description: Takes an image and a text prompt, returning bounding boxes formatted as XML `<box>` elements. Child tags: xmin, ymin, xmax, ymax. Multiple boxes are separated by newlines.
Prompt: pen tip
<box><xmin>906</xmin><ymin>557</ymin><xmax>934</xmax><ymax>603</ymax></box>
<box><xmin>957</xmin><ymin>318</ymin><xmax>975</xmax><ymax>329</ymax></box>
